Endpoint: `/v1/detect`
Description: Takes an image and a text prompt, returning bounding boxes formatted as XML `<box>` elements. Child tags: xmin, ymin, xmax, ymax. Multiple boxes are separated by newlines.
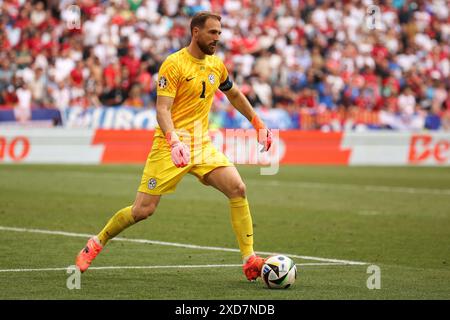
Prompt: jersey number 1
<box><xmin>200</xmin><ymin>81</ymin><xmax>206</xmax><ymax>98</ymax></box>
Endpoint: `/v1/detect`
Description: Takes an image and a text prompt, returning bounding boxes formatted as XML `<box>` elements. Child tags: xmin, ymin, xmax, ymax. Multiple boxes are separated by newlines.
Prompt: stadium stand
<box><xmin>0</xmin><ymin>0</ymin><xmax>449</xmax><ymax>130</ymax></box>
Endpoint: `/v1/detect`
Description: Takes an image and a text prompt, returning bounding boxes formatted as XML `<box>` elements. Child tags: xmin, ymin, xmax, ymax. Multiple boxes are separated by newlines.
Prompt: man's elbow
<box><xmin>226</xmin><ymin>87</ymin><xmax>241</xmax><ymax>101</ymax></box>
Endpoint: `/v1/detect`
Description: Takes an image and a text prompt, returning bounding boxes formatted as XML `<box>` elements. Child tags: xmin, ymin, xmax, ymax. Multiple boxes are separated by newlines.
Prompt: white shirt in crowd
<box><xmin>398</xmin><ymin>93</ymin><xmax>416</xmax><ymax>116</ymax></box>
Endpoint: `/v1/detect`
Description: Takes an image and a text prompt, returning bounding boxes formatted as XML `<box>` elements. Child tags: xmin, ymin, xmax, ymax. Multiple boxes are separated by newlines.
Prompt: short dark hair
<box><xmin>190</xmin><ymin>12</ymin><xmax>221</xmax><ymax>35</ymax></box>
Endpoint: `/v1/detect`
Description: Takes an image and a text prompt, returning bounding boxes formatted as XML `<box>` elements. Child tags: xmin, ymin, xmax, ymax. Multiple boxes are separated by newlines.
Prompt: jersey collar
<box><xmin>183</xmin><ymin>47</ymin><xmax>208</xmax><ymax>65</ymax></box>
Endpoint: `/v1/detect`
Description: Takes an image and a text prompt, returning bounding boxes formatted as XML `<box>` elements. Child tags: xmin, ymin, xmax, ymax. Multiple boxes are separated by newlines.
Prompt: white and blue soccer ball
<box><xmin>261</xmin><ymin>255</ymin><xmax>297</xmax><ymax>289</ymax></box>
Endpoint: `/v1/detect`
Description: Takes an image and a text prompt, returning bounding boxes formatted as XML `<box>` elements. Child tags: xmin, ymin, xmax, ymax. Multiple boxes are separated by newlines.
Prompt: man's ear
<box><xmin>192</xmin><ymin>26</ymin><xmax>201</xmax><ymax>37</ymax></box>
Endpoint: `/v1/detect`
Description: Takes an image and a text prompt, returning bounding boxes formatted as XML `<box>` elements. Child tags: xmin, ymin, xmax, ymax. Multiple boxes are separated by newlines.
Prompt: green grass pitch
<box><xmin>0</xmin><ymin>164</ymin><xmax>449</xmax><ymax>299</ymax></box>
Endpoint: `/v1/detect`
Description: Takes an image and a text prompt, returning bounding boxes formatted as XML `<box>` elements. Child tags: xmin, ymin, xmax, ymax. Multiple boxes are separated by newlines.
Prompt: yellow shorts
<box><xmin>138</xmin><ymin>137</ymin><xmax>234</xmax><ymax>195</ymax></box>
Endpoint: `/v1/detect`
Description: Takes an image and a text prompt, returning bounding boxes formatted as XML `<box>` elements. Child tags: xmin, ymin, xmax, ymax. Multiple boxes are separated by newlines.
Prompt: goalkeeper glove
<box><xmin>166</xmin><ymin>131</ymin><xmax>190</xmax><ymax>168</ymax></box>
<box><xmin>251</xmin><ymin>114</ymin><xmax>272</xmax><ymax>152</ymax></box>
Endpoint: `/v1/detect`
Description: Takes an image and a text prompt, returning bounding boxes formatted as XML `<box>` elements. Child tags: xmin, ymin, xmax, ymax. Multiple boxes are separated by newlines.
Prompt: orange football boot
<box><xmin>75</xmin><ymin>237</ymin><xmax>103</xmax><ymax>273</ymax></box>
<box><xmin>243</xmin><ymin>255</ymin><xmax>265</xmax><ymax>281</ymax></box>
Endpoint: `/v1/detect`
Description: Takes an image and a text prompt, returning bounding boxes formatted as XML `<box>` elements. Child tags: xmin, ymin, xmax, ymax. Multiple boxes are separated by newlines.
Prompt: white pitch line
<box><xmin>0</xmin><ymin>225</ymin><xmax>367</xmax><ymax>266</ymax></box>
<box><xmin>0</xmin><ymin>264</ymin><xmax>241</xmax><ymax>273</ymax></box>
<box><xmin>0</xmin><ymin>262</ymin><xmax>348</xmax><ymax>273</ymax></box>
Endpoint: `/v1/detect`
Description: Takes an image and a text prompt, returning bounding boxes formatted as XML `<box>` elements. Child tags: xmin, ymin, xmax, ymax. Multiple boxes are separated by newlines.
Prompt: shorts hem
<box><xmin>137</xmin><ymin>188</ymin><xmax>175</xmax><ymax>196</ymax></box>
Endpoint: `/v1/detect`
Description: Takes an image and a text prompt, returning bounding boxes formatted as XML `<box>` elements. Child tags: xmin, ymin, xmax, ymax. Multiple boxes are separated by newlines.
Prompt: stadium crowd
<box><xmin>0</xmin><ymin>0</ymin><xmax>449</xmax><ymax>130</ymax></box>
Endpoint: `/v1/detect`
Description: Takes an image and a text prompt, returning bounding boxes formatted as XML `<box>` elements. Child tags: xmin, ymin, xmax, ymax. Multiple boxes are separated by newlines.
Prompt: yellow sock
<box><xmin>97</xmin><ymin>206</ymin><xmax>136</xmax><ymax>246</ymax></box>
<box><xmin>229</xmin><ymin>197</ymin><xmax>255</xmax><ymax>259</ymax></box>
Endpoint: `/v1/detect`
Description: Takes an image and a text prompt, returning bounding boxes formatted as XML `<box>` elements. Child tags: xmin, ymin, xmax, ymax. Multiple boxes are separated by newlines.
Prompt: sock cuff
<box><xmin>229</xmin><ymin>197</ymin><xmax>249</xmax><ymax>208</ymax></box>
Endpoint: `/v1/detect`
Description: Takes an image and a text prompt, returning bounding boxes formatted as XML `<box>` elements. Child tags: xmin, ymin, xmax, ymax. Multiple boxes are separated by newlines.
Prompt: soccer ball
<box><xmin>261</xmin><ymin>255</ymin><xmax>297</xmax><ymax>289</ymax></box>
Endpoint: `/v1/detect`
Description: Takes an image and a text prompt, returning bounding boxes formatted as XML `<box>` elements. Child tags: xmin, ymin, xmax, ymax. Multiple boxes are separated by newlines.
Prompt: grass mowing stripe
<box><xmin>0</xmin><ymin>225</ymin><xmax>367</xmax><ymax>266</ymax></box>
<box><xmin>248</xmin><ymin>180</ymin><xmax>450</xmax><ymax>196</ymax></box>
<box><xmin>5</xmin><ymin>169</ymin><xmax>449</xmax><ymax>196</ymax></box>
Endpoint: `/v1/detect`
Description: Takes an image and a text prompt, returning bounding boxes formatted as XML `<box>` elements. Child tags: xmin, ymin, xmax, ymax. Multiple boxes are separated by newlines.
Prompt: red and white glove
<box><xmin>166</xmin><ymin>131</ymin><xmax>190</xmax><ymax>168</ymax></box>
<box><xmin>251</xmin><ymin>114</ymin><xmax>272</xmax><ymax>152</ymax></box>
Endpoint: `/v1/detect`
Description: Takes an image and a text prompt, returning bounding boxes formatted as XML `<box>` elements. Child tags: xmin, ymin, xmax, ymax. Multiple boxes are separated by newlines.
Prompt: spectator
<box><xmin>29</xmin><ymin>66</ymin><xmax>47</xmax><ymax>107</ymax></box>
<box><xmin>14</xmin><ymin>80</ymin><xmax>32</xmax><ymax>122</ymax></box>
<box><xmin>251</xmin><ymin>75</ymin><xmax>272</xmax><ymax>108</ymax></box>
<box><xmin>398</xmin><ymin>86</ymin><xmax>417</xmax><ymax>116</ymax></box>
<box><xmin>136</xmin><ymin>61</ymin><xmax>153</xmax><ymax>107</ymax></box>
<box><xmin>49</xmin><ymin>80</ymin><xmax>70</xmax><ymax>115</ymax></box>
<box><xmin>100</xmin><ymin>81</ymin><xmax>126</xmax><ymax>107</ymax></box>
<box><xmin>30</xmin><ymin>1</ymin><xmax>47</xmax><ymax>28</ymax></box>
<box><xmin>0</xmin><ymin>56</ymin><xmax>14</xmax><ymax>93</ymax></box>
<box><xmin>2</xmin><ymin>85</ymin><xmax>18</xmax><ymax>109</ymax></box>
<box><xmin>15</xmin><ymin>42</ymin><xmax>33</xmax><ymax>69</ymax></box>
<box><xmin>124</xmin><ymin>83</ymin><xmax>144</xmax><ymax>108</ymax></box>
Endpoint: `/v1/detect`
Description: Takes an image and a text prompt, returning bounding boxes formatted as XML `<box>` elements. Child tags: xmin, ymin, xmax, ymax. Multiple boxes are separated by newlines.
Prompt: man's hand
<box><xmin>166</xmin><ymin>131</ymin><xmax>190</xmax><ymax>167</ymax></box>
<box><xmin>257</xmin><ymin>127</ymin><xmax>272</xmax><ymax>152</ymax></box>
<box><xmin>251</xmin><ymin>115</ymin><xmax>272</xmax><ymax>152</ymax></box>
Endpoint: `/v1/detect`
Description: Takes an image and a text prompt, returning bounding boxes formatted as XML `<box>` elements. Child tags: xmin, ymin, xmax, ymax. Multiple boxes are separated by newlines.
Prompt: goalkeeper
<box><xmin>75</xmin><ymin>12</ymin><xmax>272</xmax><ymax>281</ymax></box>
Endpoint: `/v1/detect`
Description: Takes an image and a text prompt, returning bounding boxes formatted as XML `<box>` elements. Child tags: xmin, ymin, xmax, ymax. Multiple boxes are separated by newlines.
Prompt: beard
<box><xmin>197</xmin><ymin>39</ymin><xmax>217</xmax><ymax>55</ymax></box>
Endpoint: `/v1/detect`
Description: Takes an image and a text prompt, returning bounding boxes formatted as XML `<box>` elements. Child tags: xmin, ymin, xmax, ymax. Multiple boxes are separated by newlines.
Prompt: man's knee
<box><xmin>132</xmin><ymin>202</ymin><xmax>157</xmax><ymax>222</ymax></box>
<box><xmin>231</xmin><ymin>181</ymin><xmax>246</xmax><ymax>198</ymax></box>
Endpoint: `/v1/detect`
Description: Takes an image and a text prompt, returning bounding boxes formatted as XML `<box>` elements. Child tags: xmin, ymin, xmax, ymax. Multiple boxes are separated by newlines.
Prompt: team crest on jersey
<box><xmin>208</xmin><ymin>73</ymin><xmax>215</xmax><ymax>85</ymax></box>
<box><xmin>158</xmin><ymin>76</ymin><xmax>168</xmax><ymax>89</ymax></box>
<box><xmin>148</xmin><ymin>178</ymin><xmax>157</xmax><ymax>190</ymax></box>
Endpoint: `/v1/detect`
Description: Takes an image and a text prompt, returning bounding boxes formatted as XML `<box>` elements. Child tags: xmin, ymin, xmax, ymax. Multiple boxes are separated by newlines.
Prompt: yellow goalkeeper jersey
<box><xmin>155</xmin><ymin>47</ymin><xmax>233</xmax><ymax>143</ymax></box>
